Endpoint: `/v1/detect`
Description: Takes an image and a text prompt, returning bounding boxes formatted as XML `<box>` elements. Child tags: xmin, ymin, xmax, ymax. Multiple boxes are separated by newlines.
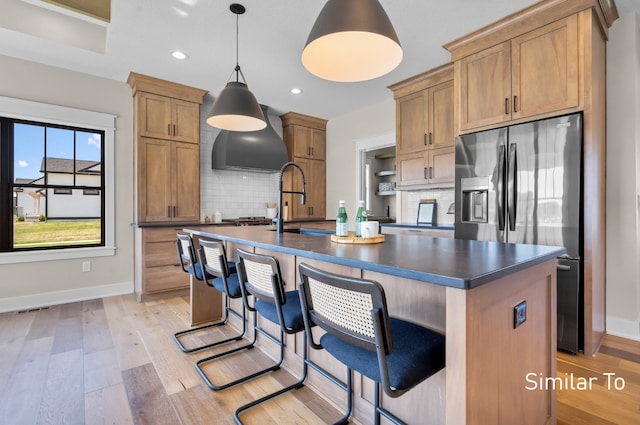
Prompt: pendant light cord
<box><xmin>235</xmin><ymin>10</ymin><xmax>239</xmax><ymax>81</ymax></box>
<box><xmin>228</xmin><ymin>5</ymin><xmax>247</xmax><ymax>85</ymax></box>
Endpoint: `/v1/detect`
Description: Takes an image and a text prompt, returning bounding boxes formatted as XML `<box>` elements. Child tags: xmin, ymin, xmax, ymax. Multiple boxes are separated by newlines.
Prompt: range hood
<box><xmin>211</xmin><ymin>105</ymin><xmax>288</xmax><ymax>173</ymax></box>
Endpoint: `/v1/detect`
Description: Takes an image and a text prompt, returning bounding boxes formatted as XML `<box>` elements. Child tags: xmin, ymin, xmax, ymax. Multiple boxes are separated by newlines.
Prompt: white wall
<box><xmin>0</xmin><ymin>54</ymin><xmax>134</xmax><ymax>309</ymax></box>
<box><xmin>606</xmin><ymin>11</ymin><xmax>640</xmax><ymax>340</ymax></box>
<box><xmin>326</xmin><ymin>98</ymin><xmax>395</xmax><ymax>223</ymax></box>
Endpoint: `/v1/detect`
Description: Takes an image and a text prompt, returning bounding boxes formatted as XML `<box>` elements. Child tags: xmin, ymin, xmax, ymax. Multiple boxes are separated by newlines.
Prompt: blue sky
<box><xmin>13</xmin><ymin>123</ymin><xmax>101</xmax><ymax>181</ymax></box>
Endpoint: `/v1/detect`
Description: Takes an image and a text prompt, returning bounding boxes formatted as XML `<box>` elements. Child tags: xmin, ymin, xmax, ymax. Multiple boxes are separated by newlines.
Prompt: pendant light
<box><xmin>207</xmin><ymin>3</ymin><xmax>266</xmax><ymax>132</ymax></box>
<box><xmin>302</xmin><ymin>0</ymin><xmax>403</xmax><ymax>82</ymax></box>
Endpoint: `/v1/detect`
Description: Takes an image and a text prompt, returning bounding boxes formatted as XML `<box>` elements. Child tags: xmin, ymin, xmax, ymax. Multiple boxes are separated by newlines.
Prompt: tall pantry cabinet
<box><xmin>128</xmin><ymin>72</ymin><xmax>207</xmax><ymax>300</ymax></box>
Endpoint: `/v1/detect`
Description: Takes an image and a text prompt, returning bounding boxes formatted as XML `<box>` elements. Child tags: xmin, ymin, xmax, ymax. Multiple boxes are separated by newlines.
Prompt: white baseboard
<box><xmin>0</xmin><ymin>281</ymin><xmax>133</xmax><ymax>313</ymax></box>
<box><xmin>607</xmin><ymin>314</ymin><xmax>640</xmax><ymax>342</ymax></box>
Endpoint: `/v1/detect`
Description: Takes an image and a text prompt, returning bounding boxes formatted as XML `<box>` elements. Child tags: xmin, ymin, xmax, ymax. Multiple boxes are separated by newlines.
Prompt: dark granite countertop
<box><xmin>132</xmin><ymin>219</ymin><xmax>338</xmax><ymax>228</ymax></box>
<box><xmin>184</xmin><ymin>226</ymin><xmax>564</xmax><ymax>290</ymax></box>
<box><xmin>380</xmin><ymin>223</ymin><xmax>455</xmax><ymax>230</ymax></box>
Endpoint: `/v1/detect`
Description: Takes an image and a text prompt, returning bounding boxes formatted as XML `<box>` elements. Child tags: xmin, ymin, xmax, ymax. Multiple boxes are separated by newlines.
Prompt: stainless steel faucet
<box><xmin>277</xmin><ymin>162</ymin><xmax>306</xmax><ymax>234</ymax></box>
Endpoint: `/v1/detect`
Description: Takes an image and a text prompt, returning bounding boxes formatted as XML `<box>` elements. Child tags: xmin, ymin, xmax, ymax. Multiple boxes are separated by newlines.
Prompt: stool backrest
<box><xmin>198</xmin><ymin>239</ymin><xmax>232</xmax><ymax>278</ymax></box>
<box><xmin>176</xmin><ymin>233</ymin><xmax>198</xmax><ymax>274</ymax></box>
<box><xmin>236</xmin><ymin>248</ymin><xmax>286</xmax><ymax>306</ymax></box>
<box><xmin>298</xmin><ymin>262</ymin><xmax>393</xmax><ymax>354</ymax></box>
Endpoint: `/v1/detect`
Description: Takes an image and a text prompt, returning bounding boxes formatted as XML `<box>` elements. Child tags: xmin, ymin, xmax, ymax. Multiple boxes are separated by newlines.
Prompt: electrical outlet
<box><xmin>82</xmin><ymin>261</ymin><xmax>91</xmax><ymax>272</ymax></box>
<box><xmin>514</xmin><ymin>300</ymin><xmax>527</xmax><ymax>328</ymax></box>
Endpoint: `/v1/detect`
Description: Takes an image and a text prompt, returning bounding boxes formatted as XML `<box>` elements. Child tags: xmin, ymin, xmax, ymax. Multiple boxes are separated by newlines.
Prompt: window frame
<box><xmin>0</xmin><ymin>96</ymin><xmax>116</xmax><ymax>264</ymax></box>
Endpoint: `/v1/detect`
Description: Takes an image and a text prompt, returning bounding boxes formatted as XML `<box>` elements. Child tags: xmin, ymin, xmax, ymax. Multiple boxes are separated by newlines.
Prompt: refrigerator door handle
<box><xmin>497</xmin><ymin>144</ymin><xmax>506</xmax><ymax>231</ymax></box>
<box><xmin>507</xmin><ymin>143</ymin><xmax>517</xmax><ymax>231</ymax></box>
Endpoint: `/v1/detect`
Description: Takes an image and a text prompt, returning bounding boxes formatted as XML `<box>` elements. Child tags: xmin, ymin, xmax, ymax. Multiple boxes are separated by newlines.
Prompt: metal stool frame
<box><xmin>298</xmin><ymin>262</ymin><xmax>445</xmax><ymax>425</ymax></box>
<box><xmin>173</xmin><ymin>234</ymin><xmax>246</xmax><ymax>353</ymax></box>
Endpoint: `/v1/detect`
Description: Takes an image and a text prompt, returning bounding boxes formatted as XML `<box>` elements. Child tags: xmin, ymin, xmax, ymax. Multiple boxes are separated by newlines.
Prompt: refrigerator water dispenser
<box><xmin>461</xmin><ymin>177</ymin><xmax>488</xmax><ymax>223</ymax></box>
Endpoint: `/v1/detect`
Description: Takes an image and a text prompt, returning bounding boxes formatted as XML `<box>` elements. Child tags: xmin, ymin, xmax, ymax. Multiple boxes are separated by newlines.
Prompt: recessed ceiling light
<box><xmin>290</xmin><ymin>88</ymin><xmax>303</xmax><ymax>95</ymax></box>
<box><xmin>171</xmin><ymin>51</ymin><xmax>188</xmax><ymax>60</ymax></box>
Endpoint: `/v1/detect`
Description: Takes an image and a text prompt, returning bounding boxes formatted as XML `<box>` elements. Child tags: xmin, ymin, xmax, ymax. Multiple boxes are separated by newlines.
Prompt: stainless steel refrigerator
<box><xmin>454</xmin><ymin>113</ymin><xmax>583</xmax><ymax>353</ymax></box>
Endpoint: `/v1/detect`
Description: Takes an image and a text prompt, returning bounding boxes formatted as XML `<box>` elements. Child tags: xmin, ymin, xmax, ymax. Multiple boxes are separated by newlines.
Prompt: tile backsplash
<box><xmin>403</xmin><ymin>189</ymin><xmax>455</xmax><ymax>226</ymax></box>
<box><xmin>199</xmin><ymin>95</ymin><xmax>281</xmax><ymax>220</ymax></box>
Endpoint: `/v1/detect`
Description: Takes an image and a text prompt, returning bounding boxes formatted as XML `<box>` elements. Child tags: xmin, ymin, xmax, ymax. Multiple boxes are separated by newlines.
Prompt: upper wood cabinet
<box><xmin>137</xmin><ymin>93</ymin><xmax>201</xmax><ymax>143</ymax></box>
<box><xmin>389</xmin><ymin>64</ymin><xmax>455</xmax><ymax>189</ymax></box>
<box><xmin>455</xmin><ymin>14</ymin><xmax>579</xmax><ymax>132</ymax></box>
<box><xmin>288</xmin><ymin>124</ymin><xmax>326</xmax><ymax>160</ymax></box>
<box><xmin>128</xmin><ymin>72</ymin><xmax>207</xmax><ymax>223</ymax></box>
<box><xmin>281</xmin><ymin>112</ymin><xmax>328</xmax><ymax>220</ymax></box>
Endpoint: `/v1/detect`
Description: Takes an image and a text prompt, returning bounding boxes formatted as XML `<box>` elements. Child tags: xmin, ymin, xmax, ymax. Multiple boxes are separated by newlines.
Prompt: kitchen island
<box><xmin>185</xmin><ymin>225</ymin><xmax>563</xmax><ymax>425</ymax></box>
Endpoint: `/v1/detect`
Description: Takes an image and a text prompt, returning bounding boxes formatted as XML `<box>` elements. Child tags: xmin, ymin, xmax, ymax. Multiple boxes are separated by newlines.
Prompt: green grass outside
<box><xmin>13</xmin><ymin>220</ymin><xmax>101</xmax><ymax>248</ymax></box>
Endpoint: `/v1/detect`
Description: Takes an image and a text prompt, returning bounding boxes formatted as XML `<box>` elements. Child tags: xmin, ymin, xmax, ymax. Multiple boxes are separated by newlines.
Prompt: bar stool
<box><xmin>297</xmin><ymin>263</ymin><xmax>446</xmax><ymax>425</ymax></box>
<box><xmin>231</xmin><ymin>250</ymin><xmax>350</xmax><ymax>425</ymax></box>
<box><xmin>196</xmin><ymin>247</ymin><xmax>307</xmax><ymax>393</ymax></box>
<box><xmin>173</xmin><ymin>234</ymin><xmax>245</xmax><ymax>353</ymax></box>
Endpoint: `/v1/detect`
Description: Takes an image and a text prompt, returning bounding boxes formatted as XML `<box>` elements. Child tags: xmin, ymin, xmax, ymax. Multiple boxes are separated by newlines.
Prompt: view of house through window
<box><xmin>5</xmin><ymin>119</ymin><xmax>105</xmax><ymax>251</ymax></box>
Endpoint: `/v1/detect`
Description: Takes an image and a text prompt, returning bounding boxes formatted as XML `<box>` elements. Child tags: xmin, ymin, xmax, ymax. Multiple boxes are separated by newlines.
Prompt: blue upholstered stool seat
<box><xmin>212</xmin><ymin>272</ymin><xmax>242</xmax><ymax>298</ymax></box>
<box><xmin>189</xmin><ymin>261</ymin><xmax>237</xmax><ymax>281</ymax></box>
<box><xmin>320</xmin><ymin>317</ymin><xmax>445</xmax><ymax>391</ymax></box>
<box><xmin>255</xmin><ymin>290</ymin><xmax>305</xmax><ymax>331</ymax></box>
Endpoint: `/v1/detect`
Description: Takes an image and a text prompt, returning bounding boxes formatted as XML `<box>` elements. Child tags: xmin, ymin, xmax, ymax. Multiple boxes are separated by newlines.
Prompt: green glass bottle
<box><xmin>355</xmin><ymin>200</ymin><xmax>367</xmax><ymax>237</ymax></box>
<box><xmin>336</xmin><ymin>200</ymin><xmax>348</xmax><ymax>236</ymax></box>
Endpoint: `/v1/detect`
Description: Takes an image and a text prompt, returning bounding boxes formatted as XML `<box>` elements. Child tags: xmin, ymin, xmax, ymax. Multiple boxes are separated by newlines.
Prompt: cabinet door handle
<box><xmin>504</xmin><ymin>98</ymin><xmax>510</xmax><ymax>115</ymax></box>
<box><xmin>310</xmin><ymin>147</ymin><xmax>314</xmax><ymax>157</ymax></box>
<box><xmin>168</xmin><ymin>206</ymin><xmax>172</xmax><ymax>217</ymax></box>
<box><xmin>513</xmin><ymin>96</ymin><xmax>518</xmax><ymax>113</ymax></box>
<box><xmin>423</xmin><ymin>133</ymin><xmax>428</xmax><ymax>146</ymax></box>
<box><xmin>424</xmin><ymin>167</ymin><xmax>428</xmax><ymax>180</ymax></box>
<box><xmin>173</xmin><ymin>206</ymin><xmax>176</xmax><ymax>217</ymax></box>
<box><xmin>167</xmin><ymin>124</ymin><xmax>171</xmax><ymax>136</ymax></box>
<box><xmin>173</xmin><ymin>124</ymin><xmax>176</xmax><ymax>136</ymax></box>
<box><xmin>429</xmin><ymin>132</ymin><xmax>433</xmax><ymax>145</ymax></box>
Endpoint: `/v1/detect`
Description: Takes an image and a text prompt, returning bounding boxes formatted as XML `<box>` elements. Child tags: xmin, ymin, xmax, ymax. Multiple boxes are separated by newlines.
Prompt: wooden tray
<box><xmin>330</xmin><ymin>233</ymin><xmax>385</xmax><ymax>244</ymax></box>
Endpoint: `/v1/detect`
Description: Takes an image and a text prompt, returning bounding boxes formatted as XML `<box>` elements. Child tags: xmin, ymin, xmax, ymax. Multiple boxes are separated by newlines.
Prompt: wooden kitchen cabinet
<box><xmin>135</xmin><ymin>227</ymin><xmax>190</xmax><ymax>298</ymax></box>
<box><xmin>136</xmin><ymin>92</ymin><xmax>201</xmax><ymax>143</ymax></box>
<box><xmin>139</xmin><ymin>137</ymin><xmax>200</xmax><ymax>222</ymax></box>
<box><xmin>288</xmin><ymin>124</ymin><xmax>326</xmax><ymax>160</ymax></box>
<box><xmin>456</xmin><ymin>14</ymin><xmax>579</xmax><ymax>132</ymax></box>
<box><xmin>128</xmin><ymin>72</ymin><xmax>206</xmax><ymax>224</ymax></box>
<box><xmin>390</xmin><ymin>64</ymin><xmax>455</xmax><ymax>189</ymax></box>
<box><xmin>281</xmin><ymin>112</ymin><xmax>328</xmax><ymax>220</ymax></box>
<box><xmin>128</xmin><ymin>72</ymin><xmax>207</xmax><ymax>298</ymax></box>
<box><xmin>290</xmin><ymin>157</ymin><xmax>325</xmax><ymax>219</ymax></box>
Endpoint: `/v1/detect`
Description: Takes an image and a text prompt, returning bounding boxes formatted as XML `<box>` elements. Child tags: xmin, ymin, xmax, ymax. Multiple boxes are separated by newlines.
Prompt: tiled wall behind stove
<box><xmin>199</xmin><ymin>95</ymin><xmax>281</xmax><ymax>220</ymax></box>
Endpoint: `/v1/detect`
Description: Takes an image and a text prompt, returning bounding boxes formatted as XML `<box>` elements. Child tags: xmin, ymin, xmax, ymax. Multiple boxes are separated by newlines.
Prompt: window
<box><xmin>54</xmin><ymin>188</ymin><xmax>73</xmax><ymax>195</ymax></box>
<box><xmin>0</xmin><ymin>96</ymin><xmax>115</xmax><ymax>263</ymax></box>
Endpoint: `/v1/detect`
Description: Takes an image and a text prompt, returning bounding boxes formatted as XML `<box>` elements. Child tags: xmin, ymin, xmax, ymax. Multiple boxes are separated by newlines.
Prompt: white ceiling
<box><xmin>0</xmin><ymin>0</ymin><xmax>637</xmax><ymax>120</ymax></box>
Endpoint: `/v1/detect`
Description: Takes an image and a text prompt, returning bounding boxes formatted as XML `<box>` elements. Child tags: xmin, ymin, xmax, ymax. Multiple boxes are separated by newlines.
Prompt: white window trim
<box><xmin>0</xmin><ymin>95</ymin><xmax>116</xmax><ymax>264</ymax></box>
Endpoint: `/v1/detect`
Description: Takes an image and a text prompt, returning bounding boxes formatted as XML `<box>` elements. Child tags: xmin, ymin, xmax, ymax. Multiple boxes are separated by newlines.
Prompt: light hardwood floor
<box><xmin>0</xmin><ymin>293</ymin><xmax>638</xmax><ymax>425</ymax></box>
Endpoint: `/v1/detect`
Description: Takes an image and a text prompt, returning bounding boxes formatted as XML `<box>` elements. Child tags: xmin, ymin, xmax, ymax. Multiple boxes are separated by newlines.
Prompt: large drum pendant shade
<box><xmin>207</xmin><ymin>81</ymin><xmax>266</xmax><ymax>132</ymax></box>
<box><xmin>207</xmin><ymin>3</ymin><xmax>266</xmax><ymax>132</ymax></box>
<box><xmin>302</xmin><ymin>0</ymin><xmax>402</xmax><ymax>82</ymax></box>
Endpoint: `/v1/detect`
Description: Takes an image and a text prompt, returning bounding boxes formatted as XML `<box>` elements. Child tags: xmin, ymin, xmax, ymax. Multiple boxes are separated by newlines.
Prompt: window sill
<box><xmin>0</xmin><ymin>246</ymin><xmax>116</xmax><ymax>264</ymax></box>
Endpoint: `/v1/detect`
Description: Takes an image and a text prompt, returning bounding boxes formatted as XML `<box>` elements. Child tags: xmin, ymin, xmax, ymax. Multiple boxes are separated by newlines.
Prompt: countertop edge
<box><xmin>184</xmin><ymin>227</ymin><xmax>565</xmax><ymax>290</ymax></box>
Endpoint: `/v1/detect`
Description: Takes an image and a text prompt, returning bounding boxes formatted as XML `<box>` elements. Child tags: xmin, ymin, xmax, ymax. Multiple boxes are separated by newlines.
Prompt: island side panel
<box><xmin>360</xmin><ymin>270</ymin><xmax>447</xmax><ymax>425</ymax></box>
<box><xmin>449</xmin><ymin>259</ymin><xmax>557</xmax><ymax>425</ymax></box>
